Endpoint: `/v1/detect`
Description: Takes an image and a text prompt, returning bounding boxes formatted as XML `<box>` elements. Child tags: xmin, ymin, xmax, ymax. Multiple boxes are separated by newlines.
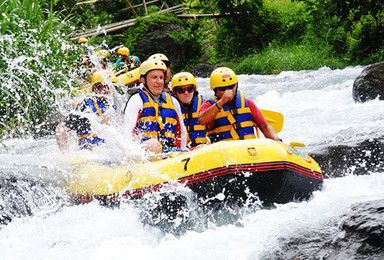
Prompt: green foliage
<box><xmin>213</xmin><ymin>0</ymin><xmax>281</xmax><ymax>59</ymax></box>
<box><xmin>233</xmin><ymin>39</ymin><xmax>346</xmax><ymax>74</ymax></box>
<box><xmin>264</xmin><ymin>0</ymin><xmax>309</xmax><ymax>42</ymax></box>
<box><xmin>59</xmin><ymin>0</ymin><xmax>384</xmax><ymax>73</ymax></box>
<box><xmin>123</xmin><ymin>13</ymin><xmax>181</xmax><ymax>50</ymax></box>
<box><xmin>304</xmin><ymin>0</ymin><xmax>384</xmax><ymax>64</ymax></box>
<box><xmin>109</xmin><ymin>13</ymin><xmax>203</xmax><ymax>71</ymax></box>
<box><xmin>0</xmin><ymin>0</ymin><xmax>76</xmax><ymax>138</ymax></box>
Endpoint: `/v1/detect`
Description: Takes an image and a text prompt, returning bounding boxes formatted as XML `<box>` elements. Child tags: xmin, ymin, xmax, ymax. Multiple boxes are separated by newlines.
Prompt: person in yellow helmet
<box><xmin>171</xmin><ymin>72</ymin><xmax>207</xmax><ymax>149</ymax></box>
<box><xmin>77</xmin><ymin>37</ymin><xmax>93</xmax><ymax>56</ymax></box>
<box><xmin>97</xmin><ymin>50</ymin><xmax>110</xmax><ymax>69</ymax></box>
<box><xmin>198</xmin><ymin>67</ymin><xmax>281</xmax><ymax>143</ymax></box>
<box><xmin>56</xmin><ymin>70</ymin><xmax>118</xmax><ymax>152</ymax></box>
<box><xmin>78</xmin><ymin>37</ymin><xmax>88</xmax><ymax>45</ymax></box>
<box><xmin>75</xmin><ymin>37</ymin><xmax>95</xmax><ymax>82</ymax></box>
<box><xmin>122</xmin><ymin>59</ymin><xmax>187</xmax><ymax>154</ymax></box>
<box><xmin>114</xmin><ymin>47</ymin><xmax>141</xmax><ymax>72</ymax></box>
<box><xmin>148</xmin><ymin>53</ymin><xmax>172</xmax><ymax>92</ymax></box>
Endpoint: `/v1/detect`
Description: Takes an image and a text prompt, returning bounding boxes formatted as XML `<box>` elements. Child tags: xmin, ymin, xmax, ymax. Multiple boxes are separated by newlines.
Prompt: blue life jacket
<box><xmin>77</xmin><ymin>98</ymin><xmax>116</xmax><ymax>150</ymax></box>
<box><xmin>135</xmin><ymin>88</ymin><xmax>178</xmax><ymax>149</ymax></box>
<box><xmin>115</xmin><ymin>56</ymin><xmax>140</xmax><ymax>71</ymax></box>
<box><xmin>207</xmin><ymin>90</ymin><xmax>256</xmax><ymax>143</ymax></box>
<box><xmin>180</xmin><ymin>93</ymin><xmax>207</xmax><ymax>147</ymax></box>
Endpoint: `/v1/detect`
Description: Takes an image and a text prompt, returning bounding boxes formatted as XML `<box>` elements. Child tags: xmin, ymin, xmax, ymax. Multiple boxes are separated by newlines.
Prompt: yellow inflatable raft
<box><xmin>69</xmin><ymin>138</ymin><xmax>323</xmax><ymax>205</ymax></box>
<box><xmin>116</xmin><ymin>68</ymin><xmax>140</xmax><ymax>87</ymax></box>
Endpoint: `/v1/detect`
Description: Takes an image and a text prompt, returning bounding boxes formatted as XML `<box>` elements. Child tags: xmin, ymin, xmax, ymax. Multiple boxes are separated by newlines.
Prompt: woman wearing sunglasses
<box><xmin>171</xmin><ymin>72</ymin><xmax>208</xmax><ymax>150</ymax></box>
<box><xmin>198</xmin><ymin>67</ymin><xmax>281</xmax><ymax>143</ymax></box>
<box><xmin>56</xmin><ymin>70</ymin><xmax>118</xmax><ymax>152</ymax></box>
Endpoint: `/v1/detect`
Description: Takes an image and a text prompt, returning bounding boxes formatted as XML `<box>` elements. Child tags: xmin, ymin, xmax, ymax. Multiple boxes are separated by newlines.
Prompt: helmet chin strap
<box><xmin>142</xmin><ymin>76</ymin><xmax>156</xmax><ymax>97</ymax></box>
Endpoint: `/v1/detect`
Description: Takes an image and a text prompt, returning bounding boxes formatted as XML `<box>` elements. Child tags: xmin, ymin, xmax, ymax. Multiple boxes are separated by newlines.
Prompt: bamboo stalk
<box><xmin>143</xmin><ymin>0</ymin><xmax>148</xmax><ymax>15</ymax></box>
<box><xmin>121</xmin><ymin>0</ymin><xmax>160</xmax><ymax>11</ymax></box>
<box><xmin>177</xmin><ymin>12</ymin><xmax>244</xmax><ymax>18</ymax></box>
<box><xmin>76</xmin><ymin>0</ymin><xmax>99</xmax><ymax>6</ymax></box>
<box><xmin>70</xmin><ymin>5</ymin><xmax>187</xmax><ymax>40</ymax></box>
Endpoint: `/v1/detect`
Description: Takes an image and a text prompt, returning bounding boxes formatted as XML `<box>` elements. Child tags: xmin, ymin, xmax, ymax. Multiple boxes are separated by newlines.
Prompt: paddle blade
<box><xmin>289</xmin><ymin>141</ymin><xmax>306</xmax><ymax>148</ymax></box>
<box><xmin>260</xmin><ymin>109</ymin><xmax>284</xmax><ymax>133</ymax></box>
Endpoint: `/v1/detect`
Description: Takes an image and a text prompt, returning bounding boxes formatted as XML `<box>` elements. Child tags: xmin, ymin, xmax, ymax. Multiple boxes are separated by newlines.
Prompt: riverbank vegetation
<box><xmin>1</xmin><ymin>0</ymin><xmax>383</xmax><ymax>138</ymax></box>
<box><xmin>63</xmin><ymin>0</ymin><xmax>384</xmax><ymax>73</ymax></box>
<box><xmin>0</xmin><ymin>0</ymin><xmax>75</xmax><ymax>138</ymax></box>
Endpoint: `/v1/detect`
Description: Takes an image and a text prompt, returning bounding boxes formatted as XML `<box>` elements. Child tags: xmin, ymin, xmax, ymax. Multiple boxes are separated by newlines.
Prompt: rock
<box><xmin>353</xmin><ymin>62</ymin><xmax>384</xmax><ymax>102</ymax></box>
<box><xmin>339</xmin><ymin>200</ymin><xmax>384</xmax><ymax>256</ymax></box>
<box><xmin>265</xmin><ymin>199</ymin><xmax>384</xmax><ymax>260</ymax></box>
<box><xmin>310</xmin><ymin>137</ymin><xmax>384</xmax><ymax>178</ymax></box>
<box><xmin>189</xmin><ymin>63</ymin><xmax>219</xmax><ymax>78</ymax></box>
<box><xmin>137</xmin><ymin>24</ymin><xmax>182</xmax><ymax>64</ymax></box>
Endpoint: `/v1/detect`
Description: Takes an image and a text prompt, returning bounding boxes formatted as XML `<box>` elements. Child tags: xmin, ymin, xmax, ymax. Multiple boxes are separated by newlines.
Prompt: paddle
<box><xmin>260</xmin><ymin>109</ymin><xmax>284</xmax><ymax>133</ymax></box>
<box><xmin>259</xmin><ymin>109</ymin><xmax>306</xmax><ymax>148</ymax></box>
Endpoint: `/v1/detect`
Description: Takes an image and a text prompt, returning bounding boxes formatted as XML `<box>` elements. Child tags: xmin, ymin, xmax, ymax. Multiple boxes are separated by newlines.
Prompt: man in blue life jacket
<box><xmin>55</xmin><ymin>70</ymin><xmax>117</xmax><ymax>152</ymax></box>
<box><xmin>171</xmin><ymin>72</ymin><xmax>207</xmax><ymax>150</ymax></box>
<box><xmin>123</xmin><ymin>59</ymin><xmax>187</xmax><ymax>154</ymax></box>
<box><xmin>147</xmin><ymin>53</ymin><xmax>172</xmax><ymax>92</ymax></box>
<box><xmin>199</xmin><ymin>67</ymin><xmax>282</xmax><ymax>143</ymax></box>
<box><xmin>114</xmin><ymin>47</ymin><xmax>141</xmax><ymax>73</ymax></box>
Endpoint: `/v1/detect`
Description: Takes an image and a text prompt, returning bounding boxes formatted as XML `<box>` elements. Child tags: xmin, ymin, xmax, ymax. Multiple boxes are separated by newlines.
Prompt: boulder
<box><xmin>266</xmin><ymin>199</ymin><xmax>384</xmax><ymax>260</ymax></box>
<box><xmin>353</xmin><ymin>62</ymin><xmax>384</xmax><ymax>102</ymax></box>
<box><xmin>189</xmin><ymin>63</ymin><xmax>219</xmax><ymax>78</ymax></box>
<box><xmin>310</xmin><ymin>136</ymin><xmax>384</xmax><ymax>178</ymax></box>
<box><xmin>136</xmin><ymin>24</ymin><xmax>183</xmax><ymax>66</ymax></box>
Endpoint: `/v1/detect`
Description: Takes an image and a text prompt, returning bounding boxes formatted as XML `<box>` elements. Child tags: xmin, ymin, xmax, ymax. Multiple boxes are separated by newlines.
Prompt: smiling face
<box><xmin>141</xmin><ymin>69</ymin><xmax>165</xmax><ymax>97</ymax></box>
<box><xmin>176</xmin><ymin>84</ymin><xmax>195</xmax><ymax>105</ymax></box>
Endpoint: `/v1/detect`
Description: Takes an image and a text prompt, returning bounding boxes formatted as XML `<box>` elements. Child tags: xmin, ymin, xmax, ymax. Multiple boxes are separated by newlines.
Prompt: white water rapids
<box><xmin>1</xmin><ymin>66</ymin><xmax>384</xmax><ymax>259</ymax></box>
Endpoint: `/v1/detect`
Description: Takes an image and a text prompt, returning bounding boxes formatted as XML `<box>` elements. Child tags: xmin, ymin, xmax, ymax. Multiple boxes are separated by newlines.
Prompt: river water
<box><xmin>1</xmin><ymin>66</ymin><xmax>384</xmax><ymax>259</ymax></box>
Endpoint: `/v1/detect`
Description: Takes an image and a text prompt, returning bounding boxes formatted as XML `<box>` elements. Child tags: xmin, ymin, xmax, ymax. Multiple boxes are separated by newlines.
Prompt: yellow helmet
<box><xmin>117</xmin><ymin>47</ymin><xmax>130</xmax><ymax>56</ymax></box>
<box><xmin>210</xmin><ymin>67</ymin><xmax>238</xmax><ymax>90</ymax></box>
<box><xmin>148</xmin><ymin>53</ymin><xmax>170</xmax><ymax>67</ymax></box>
<box><xmin>78</xmin><ymin>37</ymin><xmax>88</xmax><ymax>44</ymax></box>
<box><xmin>97</xmin><ymin>50</ymin><xmax>110</xmax><ymax>58</ymax></box>
<box><xmin>171</xmin><ymin>72</ymin><xmax>197</xmax><ymax>92</ymax></box>
<box><xmin>91</xmin><ymin>71</ymin><xmax>104</xmax><ymax>86</ymax></box>
<box><xmin>91</xmin><ymin>70</ymin><xmax>117</xmax><ymax>85</ymax></box>
<box><xmin>139</xmin><ymin>59</ymin><xmax>167</xmax><ymax>77</ymax></box>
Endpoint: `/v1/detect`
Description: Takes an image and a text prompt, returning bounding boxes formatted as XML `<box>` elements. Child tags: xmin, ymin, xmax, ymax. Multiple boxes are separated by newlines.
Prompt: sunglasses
<box><xmin>217</xmin><ymin>84</ymin><xmax>236</xmax><ymax>91</ymax></box>
<box><xmin>177</xmin><ymin>86</ymin><xmax>194</xmax><ymax>94</ymax></box>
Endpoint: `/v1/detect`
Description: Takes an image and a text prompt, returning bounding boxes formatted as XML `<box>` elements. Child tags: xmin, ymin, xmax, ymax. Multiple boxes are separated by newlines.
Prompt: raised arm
<box><xmin>198</xmin><ymin>90</ymin><xmax>234</xmax><ymax>125</ymax></box>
